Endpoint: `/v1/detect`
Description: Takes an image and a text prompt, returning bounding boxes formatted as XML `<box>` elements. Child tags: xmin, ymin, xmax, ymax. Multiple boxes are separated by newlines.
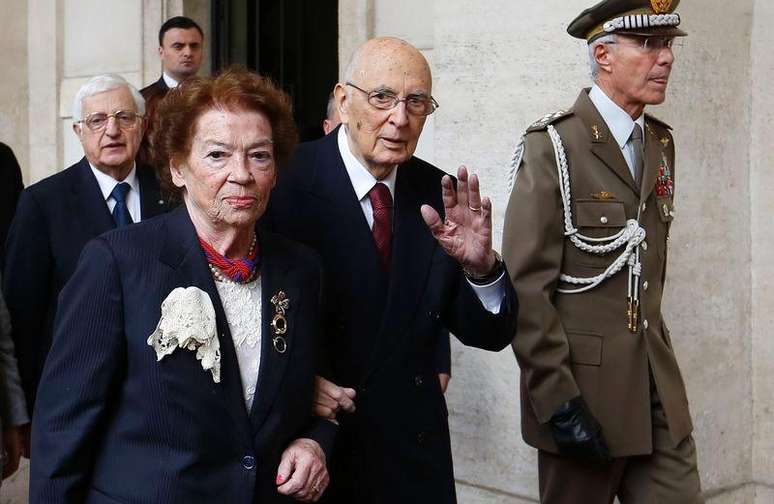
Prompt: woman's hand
<box><xmin>276</xmin><ymin>438</ymin><xmax>329</xmax><ymax>502</ymax></box>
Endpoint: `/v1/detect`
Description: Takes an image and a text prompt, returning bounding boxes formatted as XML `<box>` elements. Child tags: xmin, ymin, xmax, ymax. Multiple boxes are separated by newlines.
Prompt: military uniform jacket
<box><xmin>503</xmin><ymin>89</ymin><xmax>693</xmax><ymax>457</ymax></box>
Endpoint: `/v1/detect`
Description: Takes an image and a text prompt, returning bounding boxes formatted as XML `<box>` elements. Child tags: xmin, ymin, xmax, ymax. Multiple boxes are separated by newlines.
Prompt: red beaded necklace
<box><xmin>198</xmin><ymin>234</ymin><xmax>260</xmax><ymax>283</ymax></box>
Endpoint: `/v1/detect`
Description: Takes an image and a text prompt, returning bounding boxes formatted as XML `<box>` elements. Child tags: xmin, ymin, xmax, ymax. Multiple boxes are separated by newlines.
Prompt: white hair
<box><xmin>72</xmin><ymin>74</ymin><xmax>145</xmax><ymax>121</ymax></box>
<box><xmin>588</xmin><ymin>34</ymin><xmax>616</xmax><ymax>82</ymax></box>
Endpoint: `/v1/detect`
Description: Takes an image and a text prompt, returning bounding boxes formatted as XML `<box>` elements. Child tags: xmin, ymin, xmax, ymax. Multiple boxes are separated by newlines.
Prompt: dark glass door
<box><xmin>212</xmin><ymin>0</ymin><xmax>339</xmax><ymax>140</ymax></box>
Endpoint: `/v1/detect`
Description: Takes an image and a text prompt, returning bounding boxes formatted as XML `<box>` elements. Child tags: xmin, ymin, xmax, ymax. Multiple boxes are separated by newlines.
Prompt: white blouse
<box><xmin>214</xmin><ymin>277</ymin><xmax>263</xmax><ymax>411</ymax></box>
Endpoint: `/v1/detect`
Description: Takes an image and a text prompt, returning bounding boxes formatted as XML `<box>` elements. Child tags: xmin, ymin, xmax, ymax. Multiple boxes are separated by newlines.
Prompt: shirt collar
<box><xmin>88</xmin><ymin>162</ymin><xmax>139</xmax><ymax>201</ymax></box>
<box><xmin>162</xmin><ymin>72</ymin><xmax>180</xmax><ymax>89</ymax></box>
<box><xmin>589</xmin><ymin>84</ymin><xmax>645</xmax><ymax>148</ymax></box>
<box><xmin>337</xmin><ymin>126</ymin><xmax>397</xmax><ymax>201</ymax></box>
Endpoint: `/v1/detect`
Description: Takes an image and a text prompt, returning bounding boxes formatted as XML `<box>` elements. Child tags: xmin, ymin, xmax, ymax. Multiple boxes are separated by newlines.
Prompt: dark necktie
<box><xmin>368</xmin><ymin>182</ymin><xmax>393</xmax><ymax>272</ymax></box>
<box><xmin>110</xmin><ymin>182</ymin><xmax>133</xmax><ymax>227</ymax></box>
<box><xmin>630</xmin><ymin>124</ymin><xmax>645</xmax><ymax>189</ymax></box>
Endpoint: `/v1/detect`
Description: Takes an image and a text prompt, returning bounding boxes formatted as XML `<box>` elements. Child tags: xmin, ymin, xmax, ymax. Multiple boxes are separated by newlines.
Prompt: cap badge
<box><xmin>650</xmin><ymin>0</ymin><xmax>673</xmax><ymax>14</ymax></box>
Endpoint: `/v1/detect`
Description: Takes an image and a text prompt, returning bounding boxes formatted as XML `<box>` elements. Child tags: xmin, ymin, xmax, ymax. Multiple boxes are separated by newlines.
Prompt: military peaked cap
<box><xmin>568</xmin><ymin>0</ymin><xmax>687</xmax><ymax>42</ymax></box>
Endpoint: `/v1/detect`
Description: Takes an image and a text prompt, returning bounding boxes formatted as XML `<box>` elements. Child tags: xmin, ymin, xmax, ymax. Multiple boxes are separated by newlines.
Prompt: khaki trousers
<box><xmin>538</xmin><ymin>377</ymin><xmax>703</xmax><ymax>504</ymax></box>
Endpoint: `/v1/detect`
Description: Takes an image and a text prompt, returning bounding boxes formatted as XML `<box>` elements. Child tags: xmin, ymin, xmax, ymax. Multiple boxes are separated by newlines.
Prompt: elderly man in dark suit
<box><xmin>2</xmin><ymin>74</ymin><xmax>166</xmax><ymax>416</ymax></box>
<box><xmin>138</xmin><ymin>16</ymin><xmax>204</xmax><ymax>166</ymax></box>
<box><xmin>0</xmin><ymin>142</ymin><xmax>23</xmax><ymax>262</ymax></box>
<box><xmin>264</xmin><ymin>37</ymin><xmax>518</xmax><ymax>503</ymax></box>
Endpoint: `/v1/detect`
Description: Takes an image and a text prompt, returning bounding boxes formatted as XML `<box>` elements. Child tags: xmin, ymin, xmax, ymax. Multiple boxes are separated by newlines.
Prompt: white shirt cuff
<box><xmin>466</xmin><ymin>272</ymin><xmax>506</xmax><ymax>314</ymax></box>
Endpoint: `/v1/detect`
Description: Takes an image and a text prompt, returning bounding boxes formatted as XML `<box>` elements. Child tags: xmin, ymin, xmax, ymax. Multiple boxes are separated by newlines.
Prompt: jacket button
<box><xmin>642</xmin><ymin>202</ymin><xmax>647</xmax><ymax>212</ymax></box>
<box><xmin>242</xmin><ymin>455</ymin><xmax>256</xmax><ymax>470</ymax></box>
<box><xmin>641</xmin><ymin>241</ymin><xmax>648</xmax><ymax>251</ymax></box>
<box><xmin>643</xmin><ymin>319</ymin><xmax>649</xmax><ymax>330</ymax></box>
<box><xmin>415</xmin><ymin>375</ymin><xmax>424</xmax><ymax>386</ymax></box>
<box><xmin>600</xmin><ymin>216</ymin><xmax>608</xmax><ymax>224</ymax></box>
<box><xmin>643</xmin><ymin>281</ymin><xmax>649</xmax><ymax>291</ymax></box>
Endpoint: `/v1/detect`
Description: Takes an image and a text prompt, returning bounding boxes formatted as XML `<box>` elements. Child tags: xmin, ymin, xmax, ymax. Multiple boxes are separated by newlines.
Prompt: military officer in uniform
<box><xmin>503</xmin><ymin>1</ymin><xmax>702</xmax><ymax>502</ymax></box>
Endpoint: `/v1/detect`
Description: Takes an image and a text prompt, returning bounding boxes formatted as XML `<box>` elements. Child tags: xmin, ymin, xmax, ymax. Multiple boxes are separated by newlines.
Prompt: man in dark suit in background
<box><xmin>2</xmin><ymin>74</ymin><xmax>166</xmax><ymax>415</ymax></box>
<box><xmin>0</xmin><ymin>143</ymin><xmax>23</xmax><ymax>262</ymax></box>
<box><xmin>138</xmin><ymin>16</ymin><xmax>204</xmax><ymax>166</ymax></box>
<box><xmin>265</xmin><ymin>37</ymin><xmax>518</xmax><ymax>503</ymax></box>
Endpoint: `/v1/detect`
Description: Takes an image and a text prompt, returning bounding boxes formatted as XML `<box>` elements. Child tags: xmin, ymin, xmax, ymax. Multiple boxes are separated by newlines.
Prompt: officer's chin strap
<box><xmin>535</xmin><ymin>124</ymin><xmax>646</xmax><ymax>332</ymax></box>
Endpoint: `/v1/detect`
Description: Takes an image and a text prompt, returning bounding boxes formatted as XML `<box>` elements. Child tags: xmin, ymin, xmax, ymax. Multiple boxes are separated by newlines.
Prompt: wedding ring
<box><xmin>468</xmin><ymin>205</ymin><xmax>482</xmax><ymax>212</ymax></box>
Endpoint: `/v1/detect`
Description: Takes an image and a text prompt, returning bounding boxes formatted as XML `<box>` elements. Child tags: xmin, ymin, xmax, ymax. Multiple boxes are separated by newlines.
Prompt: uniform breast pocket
<box><xmin>571</xmin><ymin>199</ymin><xmax>627</xmax><ymax>268</ymax></box>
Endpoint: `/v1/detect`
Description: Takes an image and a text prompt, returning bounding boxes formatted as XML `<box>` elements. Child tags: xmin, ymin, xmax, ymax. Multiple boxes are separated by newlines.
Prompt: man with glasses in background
<box><xmin>264</xmin><ymin>37</ymin><xmax>518</xmax><ymax>503</ymax></box>
<box><xmin>503</xmin><ymin>0</ymin><xmax>702</xmax><ymax>502</ymax></box>
<box><xmin>2</xmin><ymin>75</ymin><xmax>166</xmax><ymax>425</ymax></box>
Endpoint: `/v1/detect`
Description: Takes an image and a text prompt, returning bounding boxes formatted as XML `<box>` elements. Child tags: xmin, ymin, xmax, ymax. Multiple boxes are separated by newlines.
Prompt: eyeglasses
<box><xmin>76</xmin><ymin>110</ymin><xmax>143</xmax><ymax>132</ymax></box>
<box><xmin>346</xmin><ymin>82</ymin><xmax>439</xmax><ymax>116</ymax></box>
<box><xmin>605</xmin><ymin>36</ymin><xmax>682</xmax><ymax>52</ymax></box>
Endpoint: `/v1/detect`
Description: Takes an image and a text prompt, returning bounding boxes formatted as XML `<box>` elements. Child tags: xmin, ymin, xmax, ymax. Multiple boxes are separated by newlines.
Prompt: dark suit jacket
<box><xmin>31</xmin><ymin>206</ymin><xmax>335</xmax><ymax>503</ymax></box>
<box><xmin>263</xmin><ymin>129</ymin><xmax>518</xmax><ymax>504</ymax></box>
<box><xmin>0</xmin><ymin>142</ymin><xmax>24</xmax><ymax>261</ymax></box>
<box><xmin>2</xmin><ymin>157</ymin><xmax>167</xmax><ymax>412</ymax></box>
<box><xmin>138</xmin><ymin>76</ymin><xmax>170</xmax><ymax>167</ymax></box>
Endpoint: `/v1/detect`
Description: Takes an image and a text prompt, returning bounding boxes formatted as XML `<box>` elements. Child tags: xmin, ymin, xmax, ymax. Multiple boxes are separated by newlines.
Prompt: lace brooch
<box><xmin>147</xmin><ymin>287</ymin><xmax>221</xmax><ymax>383</ymax></box>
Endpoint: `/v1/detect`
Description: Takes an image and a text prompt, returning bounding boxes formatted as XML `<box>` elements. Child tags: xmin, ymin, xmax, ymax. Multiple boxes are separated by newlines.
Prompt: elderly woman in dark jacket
<box><xmin>31</xmin><ymin>68</ymin><xmax>334</xmax><ymax>504</ymax></box>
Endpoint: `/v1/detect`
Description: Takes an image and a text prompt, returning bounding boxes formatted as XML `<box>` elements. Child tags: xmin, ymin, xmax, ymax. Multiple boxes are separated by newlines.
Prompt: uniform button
<box><xmin>600</xmin><ymin>216</ymin><xmax>609</xmax><ymax>225</ymax></box>
<box><xmin>241</xmin><ymin>455</ymin><xmax>256</xmax><ymax>470</ymax></box>
<box><xmin>643</xmin><ymin>281</ymin><xmax>649</xmax><ymax>291</ymax></box>
<box><xmin>417</xmin><ymin>432</ymin><xmax>426</xmax><ymax>444</ymax></box>
<box><xmin>641</xmin><ymin>242</ymin><xmax>648</xmax><ymax>251</ymax></box>
<box><xmin>643</xmin><ymin>320</ymin><xmax>649</xmax><ymax>330</ymax></box>
<box><xmin>642</xmin><ymin>202</ymin><xmax>647</xmax><ymax>212</ymax></box>
<box><xmin>415</xmin><ymin>375</ymin><xmax>424</xmax><ymax>386</ymax></box>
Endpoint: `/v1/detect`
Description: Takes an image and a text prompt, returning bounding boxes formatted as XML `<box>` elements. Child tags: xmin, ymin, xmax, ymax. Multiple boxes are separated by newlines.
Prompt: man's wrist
<box><xmin>464</xmin><ymin>251</ymin><xmax>504</xmax><ymax>285</ymax></box>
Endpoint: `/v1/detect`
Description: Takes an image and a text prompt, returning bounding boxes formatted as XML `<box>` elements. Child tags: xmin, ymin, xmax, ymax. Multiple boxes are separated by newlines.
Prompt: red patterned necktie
<box><xmin>368</xmin><ymin>182</ymin><xmax>393</xmax><ymax>271</ymax></box>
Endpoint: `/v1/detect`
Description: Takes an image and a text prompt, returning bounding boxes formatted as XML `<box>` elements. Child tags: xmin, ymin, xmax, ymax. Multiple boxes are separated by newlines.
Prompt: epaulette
<box><xmin>644</xmin><ymin>113</ymin><xmax>673</xmax><ymax>130</ymax></box>
<box><xmin>526</xmin><ymin>109</ymin><xmax>574</xmax><ymax>133</ymax></box>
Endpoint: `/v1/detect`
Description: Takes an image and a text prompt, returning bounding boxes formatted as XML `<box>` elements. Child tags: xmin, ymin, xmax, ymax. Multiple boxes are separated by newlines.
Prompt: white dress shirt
<box><xmin>215</xmin><ymin>277</ymin><xmax>263</xmax><ymax>411</ymax></box>
<box><xmin>162</xmin><ymin>72</ymin><xmax>179</xmax><ymax>89</ymax></box>
<box><xmin>589</xmin><ymin>85</ymin><xmax>646</xmax><ymax>179</ymax></box>
<box><xmin>89</xmin><ymin>163</ymin><xmax>142</xmax><ymax>223</ymax></box>
<box><xmin>337</xmin><ymin>127</ymin><xmax>506</xmax><ymax>314</ymax></box>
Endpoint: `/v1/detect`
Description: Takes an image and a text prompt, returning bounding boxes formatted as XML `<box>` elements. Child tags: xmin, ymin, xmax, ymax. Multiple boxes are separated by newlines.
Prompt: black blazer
<box><xmin>263</xmin><ymin>128</ymin><xmax>518</xmax><ymax>504</ymax></box>
<box><xmin>1</xmin><ymin>157</ymin><xmax>167</xmax><ymax>412</ymax></box>
<box><xmin>0</xmin><ymin>142</ymin><xmax>24</xmax><ymax>261</ymax></box>
<box><xmin>30</xmin><ymin>206</ymin><xmax>335</xmax><ymax>503</ymax></box>
<box><xmin>138</xmin><ymin>77</ymin><xmax>170</xmax><ymax>167</ymax></box>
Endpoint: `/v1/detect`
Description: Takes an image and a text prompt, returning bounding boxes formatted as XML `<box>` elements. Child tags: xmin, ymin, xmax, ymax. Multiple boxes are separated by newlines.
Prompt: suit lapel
<box><xmin>159</xmin><ymin>206</ymin><xmax>253</xmax><ymax>446</ymax></box>
<box><xmin>363</xmin><ymin>162</ymin><xmax>437</xmax><ymax>383</ymax></box>
<box><xmin>574</xmin><ymin>91</ymin><xmax>640</xmax><ymax>196</ymax></box>
<box><xmin>248</xmin><ymin>232</ymin><xmax>298</xmax><ymax>432</ymax></box>
<box><xmin>69</xmin><ymin>158</ymin><xmax>115</xmax><ymax>236</ymax></box>
<box><xmin>137</xmin><ymin>165</ymin><xmax>167</xmax><ymax>220</ymax></box>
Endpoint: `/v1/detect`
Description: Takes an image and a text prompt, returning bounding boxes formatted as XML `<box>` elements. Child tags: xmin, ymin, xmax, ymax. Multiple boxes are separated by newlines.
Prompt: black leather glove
<box><xmin>549</xmin><ymin>396</ymin><xmax>611</xmax><ymax>463</ymax></box>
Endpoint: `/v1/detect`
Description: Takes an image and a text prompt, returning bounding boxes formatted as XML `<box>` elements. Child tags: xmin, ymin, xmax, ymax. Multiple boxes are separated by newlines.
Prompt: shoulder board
<box><xmin>526</xmin><ymin>109</ymin><xmax>574</xmax><ymax>133</ymax></box>
<box><xmin>644</xmin><ymin>113</ymin><xmax>673</xmax><ymax>130</ymax></box>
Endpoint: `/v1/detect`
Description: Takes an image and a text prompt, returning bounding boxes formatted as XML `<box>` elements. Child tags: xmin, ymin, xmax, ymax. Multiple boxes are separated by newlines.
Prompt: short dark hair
<box><xmin>159</xmin><ymin>16</ymin><xmax>203</xmax><ymax>46</ymax></box>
